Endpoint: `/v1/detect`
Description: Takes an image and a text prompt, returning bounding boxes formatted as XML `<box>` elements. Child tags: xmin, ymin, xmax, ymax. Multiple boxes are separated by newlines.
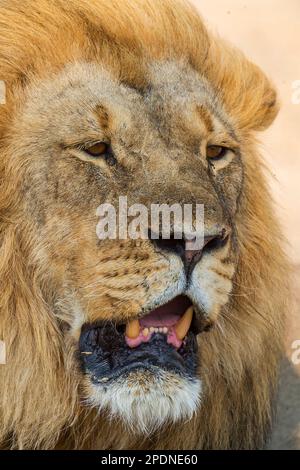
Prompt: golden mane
<box><xmin>0</xmin><ymin>0</ymin><xmax>289</xmax><ymax>449</ymax></box>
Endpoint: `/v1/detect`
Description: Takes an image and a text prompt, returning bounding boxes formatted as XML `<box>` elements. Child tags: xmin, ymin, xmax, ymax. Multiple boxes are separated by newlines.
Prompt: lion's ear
<box><xmin>204</xmin><ymin>39</ymin><xmax>279</xmax><ymax>132</ymax></box>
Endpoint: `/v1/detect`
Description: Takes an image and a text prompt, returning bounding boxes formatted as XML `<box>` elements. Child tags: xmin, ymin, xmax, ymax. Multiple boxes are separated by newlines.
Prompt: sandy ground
<box><xmin>191</xmin><ymin>0</ymin><xmax>300</xmax><ymax>449</ymax></box>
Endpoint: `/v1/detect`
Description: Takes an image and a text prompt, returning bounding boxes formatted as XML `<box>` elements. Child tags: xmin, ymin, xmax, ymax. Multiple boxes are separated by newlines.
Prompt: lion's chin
<box><xmin>86</xmin><ymin>369</ymin><xmax>202</xmax><ymax>435</ymax></box>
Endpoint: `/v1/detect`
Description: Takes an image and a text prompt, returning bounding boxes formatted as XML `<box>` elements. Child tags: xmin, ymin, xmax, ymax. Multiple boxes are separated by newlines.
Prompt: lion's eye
<box><xmin>85</xmin><ymin>142</ymin><xmax>109</xmax><ymax>157</ymax></box>
<box><xmin>206</xmin><ymin>145</ymin><xmax>228</xmax><ymax>160</ymax></box>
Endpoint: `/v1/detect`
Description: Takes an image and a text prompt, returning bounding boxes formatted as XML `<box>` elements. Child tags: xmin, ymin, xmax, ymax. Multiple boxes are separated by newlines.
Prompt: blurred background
<box><xmin>191</xmin><ymin>0</ymin><xmax>300</xmax><ymax>449</ymax></box>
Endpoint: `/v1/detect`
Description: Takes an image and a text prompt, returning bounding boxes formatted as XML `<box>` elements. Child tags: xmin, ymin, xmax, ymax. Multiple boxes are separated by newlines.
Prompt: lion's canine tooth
<box><xmin>125</xmin><ymin>319</ymin><xmax>140</xmax><ymax>339</ymax></box>
<box><xmin>175</xmin><ymin>306</ymin><xmax>193</xmax><ymax>340</ymax></box>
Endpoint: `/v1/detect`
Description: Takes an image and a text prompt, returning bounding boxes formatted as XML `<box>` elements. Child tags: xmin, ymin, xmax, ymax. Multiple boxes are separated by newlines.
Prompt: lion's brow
<box><xmin>95</xmin><ymin>104</ymin><xmax>110</xmax><ymax>131</ymax></box>
<box><xmin>196</xmin><ymin>105</ymin><xmax>214</xmax><ymax>133</ymax></box>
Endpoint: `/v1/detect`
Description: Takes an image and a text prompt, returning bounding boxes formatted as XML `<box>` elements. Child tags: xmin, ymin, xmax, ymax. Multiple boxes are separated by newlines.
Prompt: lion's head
<box><xmin>0</xmin><ymin>0</ymin><xmax>289</xmax><ymax>449</ymax></box>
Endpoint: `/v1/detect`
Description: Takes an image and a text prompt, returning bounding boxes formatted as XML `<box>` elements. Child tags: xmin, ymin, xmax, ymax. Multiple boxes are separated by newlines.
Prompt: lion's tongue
<box><xmin>125</xmin><ymin>296</ymin><xmax>193</xmax><ymax>349</ymax></box>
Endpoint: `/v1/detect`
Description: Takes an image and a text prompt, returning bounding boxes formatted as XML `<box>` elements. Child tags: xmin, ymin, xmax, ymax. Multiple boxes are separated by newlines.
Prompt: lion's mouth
<box><xmin>79</xmin><ymin>295</ymin><xmax>200</xmax><ymax>384</ymax></box>
<box><xmin>125</xmin><ymin>295</ymin><xmax>193</xmax><ymax>349</ymax></box>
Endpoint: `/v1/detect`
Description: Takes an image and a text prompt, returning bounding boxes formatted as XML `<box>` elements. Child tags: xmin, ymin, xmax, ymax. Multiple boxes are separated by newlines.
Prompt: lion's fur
<box><xmin>0</xmin><ymin>0</ymin><xmax>289</xmax><ymax>449</ymax></box>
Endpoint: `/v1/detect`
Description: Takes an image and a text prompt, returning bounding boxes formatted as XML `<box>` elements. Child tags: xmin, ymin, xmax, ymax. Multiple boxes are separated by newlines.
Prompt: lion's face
<box><xmin>12</xmin><ymin>60</ymin><xmax>242</xmax><ymax>433</ymax></box>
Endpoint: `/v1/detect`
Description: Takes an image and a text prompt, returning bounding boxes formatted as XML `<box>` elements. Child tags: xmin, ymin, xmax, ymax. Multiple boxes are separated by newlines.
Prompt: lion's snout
<box><xmin>150</xmin><ymin>225</ymin><xmax>230</xmax><ymax>277</ymax></box>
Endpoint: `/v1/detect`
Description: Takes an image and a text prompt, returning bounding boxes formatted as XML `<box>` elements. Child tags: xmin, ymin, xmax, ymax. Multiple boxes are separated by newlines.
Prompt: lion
<box><xmin>0</xmin><ymin>0</ymin><xmax>290</xmax><ymax>450</ymax></box>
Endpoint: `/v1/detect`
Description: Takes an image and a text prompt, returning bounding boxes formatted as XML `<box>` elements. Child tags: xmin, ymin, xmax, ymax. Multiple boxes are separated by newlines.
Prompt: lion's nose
<box><xmin>150</xmin><ymin>228</ymin><xmax>230</xmax><ymax>275</ymax></box>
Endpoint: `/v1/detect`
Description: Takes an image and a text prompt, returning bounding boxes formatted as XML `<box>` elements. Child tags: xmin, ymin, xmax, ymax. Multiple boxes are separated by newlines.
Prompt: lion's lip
<box><xmin>79</xmin><ymin>326</ymin><xmax>199</xmax><ymax>385</ymax></box>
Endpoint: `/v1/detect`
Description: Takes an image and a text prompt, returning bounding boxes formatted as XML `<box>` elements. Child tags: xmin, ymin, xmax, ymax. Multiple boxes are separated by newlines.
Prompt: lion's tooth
<box><xmin>125</xmin><ymin>319</ymin><xmax>140</xmax><ymax>339</ymax></box>
<box><xmin>175</xmin><ymin>306</ymin><xmax>193</xmax><ymax>340</ymax></box>
<box><xmin>142</xmin><ymin>328</ymin><xmax>149</xmax><ymax>337</ymax></box>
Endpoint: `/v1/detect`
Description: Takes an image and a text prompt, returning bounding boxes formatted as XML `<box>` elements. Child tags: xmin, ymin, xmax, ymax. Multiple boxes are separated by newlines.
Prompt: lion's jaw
<box><xmin>13</xmin><ymin>61</ymin><xmax>241</xmax><ymax>435</ymax></box>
